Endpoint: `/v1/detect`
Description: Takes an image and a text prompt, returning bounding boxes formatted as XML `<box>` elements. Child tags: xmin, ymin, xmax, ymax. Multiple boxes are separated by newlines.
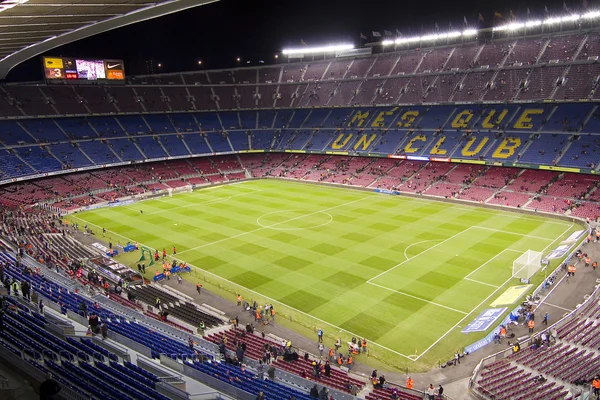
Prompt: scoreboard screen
<box><xmin>43</xmin><ymin>57</ymin><xmax>125</xmax><ymax>82</ymax></box>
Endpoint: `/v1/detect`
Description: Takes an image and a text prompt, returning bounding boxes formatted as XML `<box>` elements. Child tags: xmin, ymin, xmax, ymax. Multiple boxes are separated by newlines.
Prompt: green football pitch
<box><xmin>72</xmin><ymin>179</ymin><xmax>580</xmax><ymax>370</ymax></box>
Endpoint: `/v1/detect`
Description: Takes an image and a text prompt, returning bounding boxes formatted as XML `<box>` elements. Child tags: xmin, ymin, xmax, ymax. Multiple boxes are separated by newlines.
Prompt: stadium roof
<box><xmin>0</xmin><ymin>0</ymin><xmax>219</xmax><ymax>80</ymax></box>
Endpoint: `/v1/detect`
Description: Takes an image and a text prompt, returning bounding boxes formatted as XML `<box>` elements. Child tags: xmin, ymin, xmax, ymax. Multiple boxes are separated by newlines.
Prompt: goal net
<box><xmin>512</xmin><ymin>250</ymin><xmax>543</xmax><ymax>280</ymax></box>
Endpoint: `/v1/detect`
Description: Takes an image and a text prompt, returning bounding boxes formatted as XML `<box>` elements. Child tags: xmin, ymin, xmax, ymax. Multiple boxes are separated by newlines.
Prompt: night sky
<box><xmin>6</xmin><ymin>0</ymin><xmax>593</xmax><ymax>81</ymax></box>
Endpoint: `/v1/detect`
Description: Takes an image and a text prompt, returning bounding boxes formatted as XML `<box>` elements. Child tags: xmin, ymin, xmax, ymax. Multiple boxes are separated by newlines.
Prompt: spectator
<box><xmin>39</xmin><ymin>372</ymin><xmax>60</xmax><ymax>400</ymax></box>
<box><xmin>100</xmin><ymin>322</ymin><xmax>108</xmax><ymax>340</ymax></box>
<box><xmin>310</xmin><ymin>384</ymin><xmax>319</xmax><ymax>398</ymax></box>
<box><xmin>426</xmin><ymin>384</ymin><xmax>435</xmax><ymax>400</ymax></box>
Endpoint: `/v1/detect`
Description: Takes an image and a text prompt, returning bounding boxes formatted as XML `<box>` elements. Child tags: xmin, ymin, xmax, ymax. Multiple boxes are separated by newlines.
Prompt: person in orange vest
<box><xmin>528</xmin><ymin>319</ymin><xmax>535</xmax><ymax>333</ymax></box>
<box><xmin>592</xmin><ymin>376</ymin><xmax>600</xmax><ymax>398</ymax></box>
<box><xmin>585</xmin><ymin>257</ymin><xmax>591</xmax><ymax>268</ymax></box>
<box><xmin>337</xmin><ymin>354</ymin><xmax>344</xmax><ymax>365</ymax></box>
<box><xmin>328</xmin><ymin>347</ymin><xmax>334</xmax><ymax>362</ymax></box>
<box><xmin>568</xmin><ymin>265</ymin><xmax>576</xmax><ymax>277</ymax></box>
<box><xmin>361</xmin><ymin>338</ymin><xmax>367</xmax><ymax>353</ymax></box>
<box><xmin>255</xmin><ymin>309</ymin><xmax>261</xmax><ymax>323</ymax></box>
<box><xmin>173</xmin><ymin>246</ymin><xmax>177</xmax><ymax>255</ymax></box>
<box><xmin>406</xmin><ymin>376</ymin><xmax>414</xmax><ymax>389</ymax></box>
<box><xmin>500</xmin><ymin>326</ymin><xmax>507</xmax><ymax>338</ymax></box>
<box><xmin>237</xmin><ymin>294</ymin><xmax>242</xmax><ymax>306</ymax></box>
<box><xmin>196</xmin><ymin>283</ymin><xmax>202</xmax><ymax>294</ymax></box>
<box><xmin>347</xmin><ymin>355</ymin><xmax>353</xmax><ymax>370</ymax></box>
<box><xmin>270</xmin><ymin>308</ymin><xmax>275</xmax><ymax>322</ymax></box>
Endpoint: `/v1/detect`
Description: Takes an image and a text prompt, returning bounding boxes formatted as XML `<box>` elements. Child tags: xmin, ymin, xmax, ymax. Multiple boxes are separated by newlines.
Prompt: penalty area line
<box><xmin>368</xmin><ymin>282</ymin><xmax>469</xmax><ymax>315</ymax></box>
<box><xmin>464</xmin><ymin>278</ymin><xmax>500</xmax><ymax>288</ymax></box>
<box><xmin>414</xmin><ymin>220</ymin><xmax>576</xmax><ymax>360</ymax></box>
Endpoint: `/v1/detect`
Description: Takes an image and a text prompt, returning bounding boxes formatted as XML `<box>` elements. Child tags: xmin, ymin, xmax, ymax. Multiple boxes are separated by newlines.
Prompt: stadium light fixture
<box><xmin>582</xmin><ymin>11</ymin><xmax>600</xmax><ymax>19</ymax></box>
<box><xmin>395</xmin><ymin>36</ymin><xmax>421</xmax><ymax>45</ymax></box>
<box><xmin>282</xmin><ymin>44</ymin><xmax>354</xmax><ymax>55</ymax></box>
<box><xmin>462</xmin><ymin>29</ymin><xmax>478</xmax><ymax>36</ymax></box>
<box><xmin>382</xmin><ymin>39</ymin><xmax>394</xmax><ymax>46</ymax></box>
<box><xmin>493</xmin><ymin>22</ymin><xmax>525</xmax><ymax>32</ymax></box>
<box><xmin>274</xmin><ymin>54</ymin><xmax>278</xmax><ymax>59</ymax></box>
<box><xmin>525</xmin><ymin>20</ymin><xmax>542</xmax><ymax>28</ymax></box>
<box><xmin>562</xmin><ymin>14</ymin><xmax>581</xmax><ymax>22</ymax></box>
<box><xmin>543</xmin><ymin>16</ymin><xmax>562</xmax><ymax>25</ymax></box>
<box><xmin>197</xmin><ymin>60</ymin><xmax>202</xmax><ymax>65</ymax></box>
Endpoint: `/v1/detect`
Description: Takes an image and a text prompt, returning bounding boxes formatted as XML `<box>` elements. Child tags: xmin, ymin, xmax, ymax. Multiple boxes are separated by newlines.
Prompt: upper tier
<box><xmin>4</xmin><ymin>31</ymin><xmax>600</xmax><ymax>116</ymax></box>
<box><xmin>1</xmin><ymin>103</ymin><xmax>599</xmax><ymax>183</ymax></box>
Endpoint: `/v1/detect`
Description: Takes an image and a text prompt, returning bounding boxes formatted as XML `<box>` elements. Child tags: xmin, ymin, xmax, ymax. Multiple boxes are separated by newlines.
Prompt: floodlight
<box><xmin>395</xmin><ymin>36</ymin><xmax>420</xmax><ymax>44</ymax></box>
<box><xmin>382</xmin><ymin>39</ymin><xmax>394</xmax><ymax>46</ymax></box>
<box><xmin>282</xmin><ymin>44</ymin><xmax>354</xmax><ymax>55</ymax></box>
<box><xmin>543</xmin><ymin>17</ymin><xmax>563</xmax><ymax>24</ymax></box>
<box><xmin>447</xmin><ymin>31</ymin><xmax>462</xmax><ymax>38</ymax></box>
<box><xmin>525</xmin><ymin>20</ymin><xmax>542</xmax><ymax>28</ymax></box>
<box><xmin>562</xmin><ymin>14</ymin><xmax>580</xmax><ymax>22</ymax></box>
<box><xmin>582</xmin><ymin>11</ymin><xmax>600</xmax><ymax>19</ymax></box>
<box><xmin>462</xmin><ymin>29</ymin><xmax>478</xmax><ymax>36</ymax></box>
<box><xmin>420</xmin><ymin>33</ymin><xmax>439</xmax><ymax>41</ymax></box>
<box><xmin>508</xmin><ymin>23</ymin><xmax>525</xmax><ymax>30</ymax></box>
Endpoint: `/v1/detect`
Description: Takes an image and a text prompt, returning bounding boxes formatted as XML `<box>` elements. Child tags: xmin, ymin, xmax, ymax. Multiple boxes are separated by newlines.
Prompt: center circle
<box><xmin>256</xmin><ymin>210</ymin><xmax>333</xmax><ymax>231</ymax></box>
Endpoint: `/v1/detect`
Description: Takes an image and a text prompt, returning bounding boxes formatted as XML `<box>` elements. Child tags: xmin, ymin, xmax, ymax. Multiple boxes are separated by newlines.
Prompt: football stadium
<box><xmin>1</xmin><ymin>1</ymin><xmax>600</xmax><ymax>399</ymax></box>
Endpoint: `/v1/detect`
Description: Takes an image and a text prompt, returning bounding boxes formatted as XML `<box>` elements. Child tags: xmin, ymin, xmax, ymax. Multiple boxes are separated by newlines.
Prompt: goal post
<box><xmin>512</xmin><ymin>250</ymin><xmax>543</xmax><ymax>280</ymax></box>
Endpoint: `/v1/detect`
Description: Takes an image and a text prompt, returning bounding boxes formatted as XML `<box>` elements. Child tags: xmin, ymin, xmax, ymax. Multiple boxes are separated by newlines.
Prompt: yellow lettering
<box><xmin>430</xmin><ymin>136</ymin><xmax>448</xmax><ymax>155</ymax></box>
<box><xmin>492</xmin><ymin>137</ymin><xmax>521</xmax><ymax>159</ymax></box>
<box><xmin>451</xmin><ymin>110</ymin><xmax>474</xmax><ymax>129</ymax></box>
<box><xmin>404</xmin><ymin>135</ymin><xmax>426</xmax><ymax>153</ymax></box>
<box><xmin>348</xmin><ymin>111</ymin><xmax>369</xmax><ymax>127</ymax></box>
<box><xmin>353</xmin><ymin>134</ymin><xmax>377</xmax><ymax>151</ymax></box>
<box><xmin>396</xmin><ymin>111</ymin><xmax>419</xmax><ymax>128</ymax></box>
<box><xmin>481</xmin><ymin>109</ymin><xmax>509</xmax><ymax>129</ymax></box>
<box><xmin>331</xmin><ymin>133</ymin><xmax>353</xmax><ymax>149</ymax></box>
<box><xmin>513</xmin><ymin>109</ymin><xmax>544</xmax><ymax>129</ymax></box>
<box><xmin>371</xmin><ymin>107</ymin><xmax>399</xmax><ymax>128</ymax></box>
<box><xmin>461</xmin><ymin>136</ymin><xmax>489</xmax><ymax>157</ymax></box>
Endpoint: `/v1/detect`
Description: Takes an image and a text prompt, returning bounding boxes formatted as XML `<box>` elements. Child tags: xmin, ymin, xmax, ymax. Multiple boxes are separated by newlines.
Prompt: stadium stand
<box><xmin>4</xmin><ymin>23</ymin><xmax>600</xmax><ymax>400</ymax></box>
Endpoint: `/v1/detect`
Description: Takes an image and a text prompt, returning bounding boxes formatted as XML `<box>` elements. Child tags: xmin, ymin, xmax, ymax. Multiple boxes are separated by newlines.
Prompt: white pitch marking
<box><xmin>71</xmin><ymin>213</ymin><xmax>417</xmax><ymax>361</ymax></box>
<box><xmin>464</xmin><ymin>278</ymin><xmax>500</xmax><ymax>288</ymax></box>
<box><xmin>367</xmin><ymin>226</ymin><xmax>475</xmax><ymax>284</ymax></box>
<box><xmin>256</xmin><ymin>210</ymin><xmax>334</xmax><ymax>231</ymax></box>
<box><xmin>414</xmin><ymin>221</ymin><xmax>576</xmax><ymax>360</ymax></box>
<box><xmin>368</xmin><ymin>282</ymin><xmax>469</xmax><ymax>315</ymax></box>
<box><xmin>403</xmin><ymin>239</ymin><xmax>442</xmax><ymax>261</ymax></box>
<box><xmin>148</xmin><ymin>190</ymin><xmax>263</xmax><ymax>215</ymax></box>
<box><xmin>177</xmin><ymin>195</ymin><xmax>376</xmax><ymax>255</ymax></box>
<box><xmin>464</xmin><ymin>249</ymin><xmax>523</xmax><ymax>280</ymax></box>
